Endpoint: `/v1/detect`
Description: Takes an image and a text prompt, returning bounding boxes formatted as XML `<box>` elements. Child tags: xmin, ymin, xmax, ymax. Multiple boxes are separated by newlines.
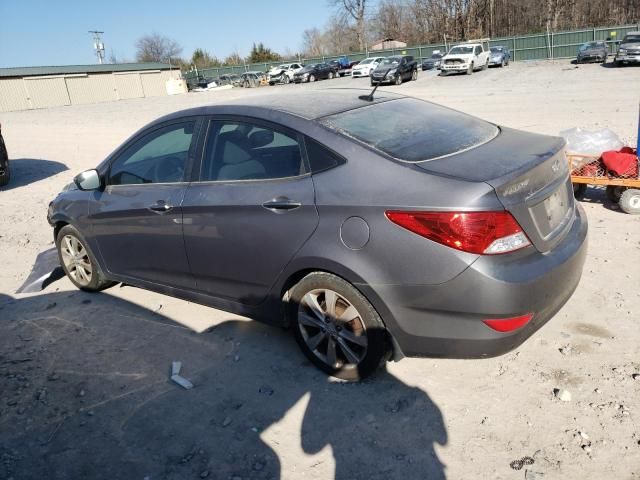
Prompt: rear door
<box><xmin>182</xmin><ymin>117</ymin><xmax>319</xmax><ymax>305</ymax></box>
<box><xmin>89</xmin><ymin>119</ymin><xmax>202</xmax><ymax>288</ymax></box>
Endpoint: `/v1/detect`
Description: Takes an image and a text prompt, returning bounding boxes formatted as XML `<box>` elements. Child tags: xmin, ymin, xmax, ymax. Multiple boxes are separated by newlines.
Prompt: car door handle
<box><xmin>262</xmin><ymin>198</ymin><xmax>302</xmax><ymax>212</ymax></box>
<box><xmin>148</xmin><ymin>201</ymin><xmax>174</xmax><ymax>213</ymax></box>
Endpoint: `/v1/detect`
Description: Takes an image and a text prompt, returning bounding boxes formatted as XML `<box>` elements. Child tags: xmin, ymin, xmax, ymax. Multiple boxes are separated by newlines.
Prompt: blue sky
<box><xmin>0</xmin><ymin>0</ymin><xmax>333</xmax><ymax>67</ymax></box>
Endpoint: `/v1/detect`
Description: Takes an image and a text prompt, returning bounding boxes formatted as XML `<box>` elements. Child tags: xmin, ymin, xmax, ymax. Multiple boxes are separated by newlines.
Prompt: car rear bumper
<box><xmin>362</xmin><ymin>203</ymin><xmax>588</xmax><ymax>359</ymax></box>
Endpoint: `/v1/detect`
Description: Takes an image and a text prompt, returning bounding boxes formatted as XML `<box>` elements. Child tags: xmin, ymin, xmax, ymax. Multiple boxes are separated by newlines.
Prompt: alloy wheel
<box><xmin>297</xmin><ymin>288</ymin><xmax>368</xmax><ymax>369</ymax></box>
<box><xmin>60</xmin><ymin>234</ymin><xmax>93</xmax><ymax>286</ymax></box>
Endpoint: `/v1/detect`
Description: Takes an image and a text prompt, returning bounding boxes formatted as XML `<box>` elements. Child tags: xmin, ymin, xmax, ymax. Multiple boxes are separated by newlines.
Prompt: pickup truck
<box><xmin>329</xmin><ymin>56</ymin><xmax>360</xmax><ymax>77</ymax></box>
<box><xmin>614</xmin><ymin>31</ymin><xmax>640</xmax><ymax>66</ymax></box>
<box><xmin>370</xmin><ymin>55</ymin><xmax>418</xmax><ymax>86</ymax></box>
<box><xmin>440</xmin><ymin>42</ymin><xmax>490</xmax><ymax>75</ymax></box>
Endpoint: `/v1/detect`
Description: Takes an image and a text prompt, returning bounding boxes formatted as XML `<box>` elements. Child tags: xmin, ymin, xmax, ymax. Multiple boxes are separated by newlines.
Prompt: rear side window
<box><xmin>201</xmin><ymin>120</ymin><xmax>305</xmax><ymax>181</ymax></box>
<box><xmin>321</xmin><ymin>98</ymin><xmax>498</xmax><ymax>162</ymax></box>
<box><xmin>305</xmin><ymin>138</ymin><xmax>345</xmax><ymax>173</ymax></box>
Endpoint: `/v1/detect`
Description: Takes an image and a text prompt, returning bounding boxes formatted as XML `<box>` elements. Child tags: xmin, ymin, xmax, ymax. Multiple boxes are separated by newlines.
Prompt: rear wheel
<box><xmin>572</xmin><ymin>183</ymin><xmax>587</xmax><ymax>199</ymax></box>
<box><xmin>619</xmin><ymin>189</ymin><xmax>640</xmax><ymax>214</ymax></box>
<box><xmin>411</xmin><ymin>69</ymin><xmax>418</xmax><ymax>81</ymax></box>
<box><xmin>606</xmin><ymin>185</ymin><xmax>626</xmax><ymax>203</ymax></box>
<box><xmin>56</xmin><ymin>225</ymin><xmax>115</xmax><ymax>292</ymax></box>
<box><xmin>290</xmin><ymin>272</ymin><xmax>389</xmax><ymax>381</ymax></box>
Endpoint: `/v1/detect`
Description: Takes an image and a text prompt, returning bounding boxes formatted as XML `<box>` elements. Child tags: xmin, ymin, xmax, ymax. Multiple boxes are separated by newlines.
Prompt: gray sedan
<box><xmin>576</xmin><ymin>41</ymin><xmax>608</xmax><ymax>63</ymax></box>
<box><xmin>48</xmin><ymin>89</ymin><xmax>588</xmax><ymax>380</ymax></box>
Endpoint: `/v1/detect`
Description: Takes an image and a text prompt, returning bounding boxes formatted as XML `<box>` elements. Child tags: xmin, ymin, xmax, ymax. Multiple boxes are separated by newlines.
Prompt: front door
<box><xmin>89</xmin><ymin>119</ymin><xmax>200</xmax><ymax>289</ymax></box>
<box><xmin>182</xmin><ymin>118</ymin><xmax>319</xmax><ymax>305</ymax></box>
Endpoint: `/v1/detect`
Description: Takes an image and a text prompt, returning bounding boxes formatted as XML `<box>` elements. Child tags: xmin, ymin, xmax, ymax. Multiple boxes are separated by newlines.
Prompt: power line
<box><xmin>89</xmin><ymin>30</ymin><xmax>105</xmax><ymax>64</ymax></box>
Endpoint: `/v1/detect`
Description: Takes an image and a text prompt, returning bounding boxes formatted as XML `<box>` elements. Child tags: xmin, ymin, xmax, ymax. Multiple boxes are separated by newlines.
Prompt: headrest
<box><xmin>249</xmin><ymin>129</ymin><xmax>274</xmax><ymax>148</ymax></box>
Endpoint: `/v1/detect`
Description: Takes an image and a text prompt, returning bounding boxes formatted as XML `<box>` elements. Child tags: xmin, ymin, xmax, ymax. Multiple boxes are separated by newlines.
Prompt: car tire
<box><xmin>283</xmin><ymin>75</ymin><xmax>290</xmax><ymax>84</ymax></box>
<box><xmin>500</xmin><ymin>59</ymin><xmax>505</xmax><ymax>67</ymax></box>
<box><xmin>56</xmin><ymin>225</ymin><xmax>116</xmax><ymax>292</ymax></box>
<box><xmin>411</xmin><ymin>69</ymin><xmax>418</xmax><ymax>81</ymax></box>
<box><xmin>482</xmin><ymin>60</ymin><xmax>488</xmax><ymax>70</ymax></box>
<box><xmin>619</xmin><ymin>189</ymin><xmax>640</xmax><ymax>214</ymax></box>
<box><xmin>572</xmin><ymin>183</ymin><xmax>587</xmax><ymax>199</ymax></box>
<box><xmin>289</xmin><ymin>272</ymin><xmax>389</xmax><ymax>381</ymax></box>
<box><xmin>615</xmin><ymin>60</ymin><xmax>622</xmax><ymax>67</ymax></box>
<box><xmin>605</xmin><ymin>185</ymin><xmax>626</xmax><ymax>203</ymax></box>
<box><xmin>328</xmin><ymin>71</ymin><xmax>334</xmax><ymax>79</ymax></box>
<box><xmin>395</xmin><ymin>74</ymin><xmax>402</xmax><ymax>85</ymax></box>
<box><xmin>467</xmin><ymin>63</ymin><xmax>474</xmax><ymax>75</ymax></box>
<box><xmin>0</xmin><ymin>162</ymin><xmax>9</xmax><ymax>186</ymax></box>
<box><xmin>309</xmin><ymin>74</ymin><xmax>316</xmax><ymax>82</ymax></box>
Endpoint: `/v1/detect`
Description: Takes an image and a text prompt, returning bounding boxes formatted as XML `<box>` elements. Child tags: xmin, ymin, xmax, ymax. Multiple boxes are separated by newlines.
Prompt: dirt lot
<box><xmin>0</xmin><ymin>60</ymin><xmax>639</xmax><ymax>480</ymax></box>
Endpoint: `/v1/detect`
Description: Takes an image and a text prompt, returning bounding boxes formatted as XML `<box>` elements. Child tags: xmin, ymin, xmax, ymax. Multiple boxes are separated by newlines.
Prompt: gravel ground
<box><xmin>0</xmin><ymin>60</ymin><xmax>639</xmax><ymax>480</ymax></box>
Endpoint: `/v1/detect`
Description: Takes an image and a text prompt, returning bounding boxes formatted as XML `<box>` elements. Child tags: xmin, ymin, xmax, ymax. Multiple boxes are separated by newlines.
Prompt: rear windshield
<box><xmin>623</xmin><ymin>35</ymin><xmax>640</xmax><ymax>43</ymax></box>
<box><xmin>321</xmin><ymin>98</ymin><xmax>499</xmax><ymax>162</ymax></box>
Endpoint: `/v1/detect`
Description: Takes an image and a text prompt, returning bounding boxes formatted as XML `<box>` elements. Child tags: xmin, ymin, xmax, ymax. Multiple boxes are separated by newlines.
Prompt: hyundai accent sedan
<box><xmin>48</xmin><ymin>89</ymin><xmax>588</xmax><ymax>380</ymax></box>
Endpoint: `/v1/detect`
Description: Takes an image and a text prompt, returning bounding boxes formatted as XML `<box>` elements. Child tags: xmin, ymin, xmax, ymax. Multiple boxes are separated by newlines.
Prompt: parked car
<box><xmin>488</xmin><ymin>46</ymin><xmax>511</xmax><ymax>67</ymax></box>
<box><xmin>292</xmin><ymin>63</ymin><xmax>336</xmax><ymax>83</ymax></box>
<box><xmin>614</xmin><ymin>31</ymin><xmax>640</xmax><ymax>66</ymax></box>
<box><xmin>240</xmin><ymin>71</ymin><xmax>267</xmax><ymax>88</ymax></box>
<box><xmin>328</xmin><ymin>56</ymin><xmax>360</xmax><ymax>76</ymax></box>
<box><xmin>0</xmin><ymin>122</ymin><xmax>9</xmax><ymax>187</ymax></box>
<box><xmin>218</xmin><ymin>74</ymin><xmax>242</xmax><ymax>87</ymax></box>
<box><xmin>47</xmin><ymin>89</ymin><xmax>588</xmax><ymax>380</ymax></box>
<box><xmin>576</xmin><ymin>41</ymin><xmax>608</xmax><ymax>63</ymax></box>
<box><xmin>421</xmin><ymin>53</ymin><xmax>443</xmax><ymax>70</ymax></box>
<box><xmin>370</xmin><ymin>55</ymin><xmax>418</xmax><ymax>85</ymax></box>
<box><xmin>194</xmin><ymin>76</ymin><xmax>217</xmax><ymax>89</ymax></box>
<box><xmin>441</xmin><ymin>42</ymin><xmax>490</xmax><ymax>75</ymax></box>
<box><xmin>351</xmin><ymin>57</ymin><xmax>385</xmax><ymax>77</ymax></box>
<box><xmin>267</xmin><ymin>63</ymin><xmax>304</xmax><ymax>85</ymax></box>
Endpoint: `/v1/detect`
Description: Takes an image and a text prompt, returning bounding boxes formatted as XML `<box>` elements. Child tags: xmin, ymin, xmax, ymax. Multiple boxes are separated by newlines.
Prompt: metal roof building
<box><xmin>0</xmin><ymin>63</ymin><xmax>181</xmax><ymax>112</ymax></box>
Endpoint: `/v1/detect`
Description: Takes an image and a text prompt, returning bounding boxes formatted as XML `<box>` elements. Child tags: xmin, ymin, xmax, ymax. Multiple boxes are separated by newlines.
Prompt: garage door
<box><xmin>24</xmin><ymin>77</ymin><xmax>70</xmax><ymax>109</ymax></box>
<box><xmin>66</xmin><ymin>74</ymin><xmax>116</xmax><ymax>105</ymax></box>
<box><xmin>0</xmin><ymin>79</ymin><xmax>30</xmax><ymax>112</ymax></box>
<box><xmin>140</xmin><ymin>72</ymin><xmax>166</xmax><ymax>97</ymax></box>
<box><xmin>114</xmin><ymin>73</ymin><xmax>144</xmax><ymax>100</ymax></box>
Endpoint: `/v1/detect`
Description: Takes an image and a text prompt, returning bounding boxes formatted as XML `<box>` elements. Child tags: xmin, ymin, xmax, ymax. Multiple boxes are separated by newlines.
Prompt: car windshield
<box><xmin>359</xmin><ymin>59</ymin><xmax>373</xmax><ymax>64</ymax></box>
<box><xmin>623</xmin><ymin>35</ymin><xmax>640</xmax><ymax>43</ymax></box>
<box><xmin>380</xmin><ymin>57</ymin><xmax>400</xmax><ymax>65</ymax></box>
<box><xmin>448</xmin><ymin>46</ymin><xmax>474</xmax><ymax>55</ymax></box>
<box><xmin>580</xmin><ymin>42</ymin><xmax>601</xmax><ymax>50</ymax></box>
<box><xmin>302</xmin><ymin>64</ymin><xmax>317</xmax><ymax>70</ymax></box>
<box><xmin>490</xmin><ymin>47</ymin><xmax>503</xmax><ymax>53</ymax></box>
<box><xmin>321</xmin><ymin>98</ymin><xmax>499</xmax><ymax>162</ymax></box>
<box><xmin>430</xmin><ymin>54</ymin><xmax>442</xmax><ymax>59</ymax></box>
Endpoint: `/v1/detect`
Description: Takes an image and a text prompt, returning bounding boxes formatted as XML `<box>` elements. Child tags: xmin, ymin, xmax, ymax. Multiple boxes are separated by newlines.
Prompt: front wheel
<box><xmin>309</xmin><ymin>74</ymin><xmax>316</xmax><ymax>82</ymax></box>
<box><xmin>394</xmin><ymin>74</ymin><xmax>402</xmax><ymax>85</ymax></box>
<box><xmin>411</xmin><ymin>69</ymin><xmax>418</xmax><ymax>81</ymax></box>
<box><xmin>620</xmin><ymin>189</ymin><xmax>640</xmax><ymax>214</ymax></box>
<box><xmin>289</xmin><ymin>272</ymin><xmax>389</xmax><ymax>381</ymax></box>
<box><xmin>56</xmin><ymin>225</ymin><xmax>115</xmax><ymax>292</ymax></box>
<box><xmin>328</xmin><ymin>71</ymin><xmax>334</xmax><ymax>79</ymax></box>
<box><xmin>283</xmin><ymin>75</ymin><xmax>290</xmax><ymax>84</ymax></box>
<box><xmin>467</xmin><ymin>63</ymin><xmax>474</xmax><ymax>75</ymax></box>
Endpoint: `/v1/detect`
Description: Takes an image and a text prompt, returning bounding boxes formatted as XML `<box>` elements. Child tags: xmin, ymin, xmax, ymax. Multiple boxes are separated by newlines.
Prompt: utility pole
<box><xmin>89</xmin><ymin>30</ymin><xmax>105</xmax><ymax>64</ymax></box>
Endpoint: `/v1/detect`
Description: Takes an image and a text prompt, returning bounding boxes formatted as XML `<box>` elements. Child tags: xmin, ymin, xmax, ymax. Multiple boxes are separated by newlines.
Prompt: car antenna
<box><xmin>358</xmin><ymin>68</ymin><xmax>392</xmax><ymax>102</ymax></box>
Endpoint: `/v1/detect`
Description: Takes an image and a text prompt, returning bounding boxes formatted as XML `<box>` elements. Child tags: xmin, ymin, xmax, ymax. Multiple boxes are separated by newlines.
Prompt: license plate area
<box><xmin>530</xmin><ymin>181</ymin><xmax>572</xmax><ymax>239</ymax></box>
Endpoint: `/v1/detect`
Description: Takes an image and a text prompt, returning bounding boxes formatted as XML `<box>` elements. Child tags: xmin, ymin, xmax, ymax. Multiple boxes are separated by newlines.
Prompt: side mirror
<box><xmin>74</xmin><ymin>169</ymin><xmax>102</xmax><ymax>191</ymax></box>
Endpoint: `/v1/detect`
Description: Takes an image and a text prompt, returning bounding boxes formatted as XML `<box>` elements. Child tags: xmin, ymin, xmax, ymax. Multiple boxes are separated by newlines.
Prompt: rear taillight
<box><xmin>483</xmin><ymin>313</ymin><xmax>533</xmax><ymax>332</ymax></box>
<box><xmin>385</xmin><ymin>210</ymin><xmax>531</xmax><ymax>255</ymax></box>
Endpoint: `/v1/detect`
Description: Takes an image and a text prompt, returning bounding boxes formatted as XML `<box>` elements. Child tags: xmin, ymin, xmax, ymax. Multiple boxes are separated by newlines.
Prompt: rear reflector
<box><xmin>385</xmin><ymin>210</ymin><xmax>531</xmax><ymax>254</ymax></box>
<box><xmin>482</xmin><ymin>314</ymin><xmax>533</xmax><ymax>332</ymax></box>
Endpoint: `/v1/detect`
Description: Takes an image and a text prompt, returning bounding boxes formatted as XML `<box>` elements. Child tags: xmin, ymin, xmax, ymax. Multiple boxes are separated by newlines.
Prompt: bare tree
<box><xmin>135</xmin><ymin>33</ymin><xmax>183</xmax><ymax>63</ymax></box>
<box><xmin>330</xmin><ymin>0</ymin><xmax>368</xmax><ymax>50</ymax></box>
<box><xmin>302</xmin><ymin>27</ymin><xmax>327</xmax><ymax>56</ymax></box>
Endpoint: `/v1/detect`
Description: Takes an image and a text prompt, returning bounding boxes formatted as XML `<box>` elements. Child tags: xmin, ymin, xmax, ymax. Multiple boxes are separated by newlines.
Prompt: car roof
<box><xmin>158</xmin><ymin>88</ymin><xmax>406</xmax><ymax>122</ymax></box>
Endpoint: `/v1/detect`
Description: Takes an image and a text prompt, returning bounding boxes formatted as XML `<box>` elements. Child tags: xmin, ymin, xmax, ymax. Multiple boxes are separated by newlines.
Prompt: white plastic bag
<box><xmin>560</xmin><ymin>127</ymin><xmax>623</xmax><ymax>156</ymax></box>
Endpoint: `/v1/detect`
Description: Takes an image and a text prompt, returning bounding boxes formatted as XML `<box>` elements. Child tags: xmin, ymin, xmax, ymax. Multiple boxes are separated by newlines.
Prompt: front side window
<box><xmin>109</xmin><ymin>122</ymin><xmax>195</xmax><ymax>185</ymax></box>
<box><xmin>201</xmin><ymin>120</ymin><xmax>305</xmax><ymax>181</ymax></box>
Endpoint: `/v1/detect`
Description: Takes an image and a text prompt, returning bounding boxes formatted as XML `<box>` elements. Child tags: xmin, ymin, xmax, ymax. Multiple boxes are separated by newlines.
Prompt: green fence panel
<box><xmin>181</xmin><ymin>23</ymin><xmax>640</xmax><ymax>78</ymax></box>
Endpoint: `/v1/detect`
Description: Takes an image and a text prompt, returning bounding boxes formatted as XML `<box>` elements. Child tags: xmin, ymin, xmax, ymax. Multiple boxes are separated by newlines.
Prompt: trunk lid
<box><xmin>416</xmin><ymin>127</ymin><xmax>575</xmax><ymax>253</ymax></box>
